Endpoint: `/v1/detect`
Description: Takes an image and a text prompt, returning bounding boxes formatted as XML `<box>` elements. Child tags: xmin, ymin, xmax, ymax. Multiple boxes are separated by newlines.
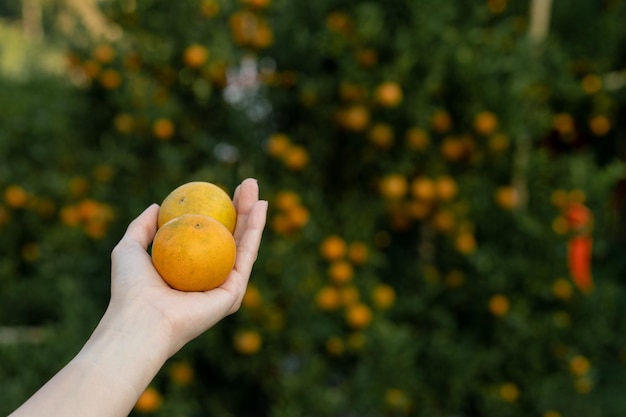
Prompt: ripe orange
<box><xmin>368</xmin><ymin>123</ymin><xmax>395</xmax><ymax>149</ymax></box>
<box><xmin>315</xmin><ymin>285</ymin><xmax>341</xmax><ymax>311</ymax></box>
<box><xmin>157</xmin><ymin>181</ymin><xmax>236</xmax><ymax>232</ymax></box>
<box><xmin>473</xmin><ymin>111</ymin><xmax>498</xmax><ymax>135</ymax></box>
<box><xmin>336</xmin><ymin>104</ymin><xmax>370</xmax><ymax>132</ymax></box>
<box><xmin>488</xmin><ymin>294</ymin><xmax>510</xmax><ymax>317</ymax></box>
<box><xmin>319</xmin><ymin>235</ymin><xmax>347</xmax><ymax>261</ymax></box>
<box><xmin>169</xmin><ymin>361</ymin><xmax>195</xmax><ymax>385</ymax></box>
<box><xmin>346</xmin><ymin>303</ymin><xmax>373</xmax><ymax>328</ymax></box>
<box><xmin>134</xmin><ymin>386</ymin><xmax>163</xmax><ymax>413</ymax></box>
<box><xmin>371</xmin><ymin>284</ymin><xmax>396</xmax><ymax>309</ymax></box>
<box><xmin>379</xmin><ymin>174</ymin><xmax>408</xmax><ymax>199</ymax></box>
<box><xmin>375</xmin><ymin>82</ymin><xmax>403</xmax><ymax>107</ymax></box>
<box><xmin>347</xmin><ymin>241</ymin><xmax>369</xmax><ymax>265</ymax></box>
<box><xmin>570</xmin><ymin>355</ymin><xmax>591</xmax><ymax>376</ymax></box>
<box><xmin>328</xmin><ymin>260</ymin><xmax>354</xmax><ymax>284</ymax></box>
<box><xmin>233</xmin><ymin>330</ymin><xmax>262</xmax><ymax>354</ymax></box>
<box><xmin>499</xmin><ymin>382</ymin><xmax>520</xmax><ymax>403</ymax></box>
<box><xmin>183</xmin><ymin>44</ymin><xmax>209</xmax><ymax>68</ymax></box>
<box><xmin>152</xmin><ymin>118</ymin><xmax>175</xmax><ymax>140</ymax></box>
<box><xmin>92</xmin><ymin>44</ymin><xmax>116</xmax><ymax>63</ymax></box>
<box><xmin>99</xmin><ymin>69</ymin><xmax>122</xmax><ymax>89</ymax></box>
<box><xmin>405</xmin><ymin>127</ymin><xmax>429</xmax><ymax>150</ymax></box>
<box><xmin>495</xmin><ymin>186</ymin><xmax>520</xmax><ymax>210</ymax></box>
<box><xmin>152</xmin><ymin>214</ymin><xmax>236</xmax><ymax>291</ymax></box>
<box><xmin>4</xmin><ymin>185</ymin><xmax>29</xmax><ymax>208</ymax></box>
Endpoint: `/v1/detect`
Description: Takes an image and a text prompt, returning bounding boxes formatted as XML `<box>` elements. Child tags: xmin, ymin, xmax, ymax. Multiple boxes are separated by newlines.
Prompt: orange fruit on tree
<box><xmin>346</xmin><ymin>303</ymin><xmax>373</xmax><ymax>328</ymax></box>
<box><xmin>368</xmin><ymin>122</ymin><xmax>395</xmax><ymax>149</ymax></box>
<box><xmin>157</xmin><ymin>181</ymin><xmax>236</xmax><ymax>232</ymax></box>
<box><xmin>473</xmin><ymin>111</ymin><xmax>498</xmax><ymax>135</ymax></box>
<box><xmin>405</xmin><ymin>127</ymin><xmax>429</xmax><ymax>150</ymax></box>
<box><xmin>347</xmin><ymin>241</ymin><xmax>369</xmax><ymax>265</ymax></box>
<box><xmin>134</xmin><ymin>386</ymin><xmax>163</xmax><ymax>413</ymax></box>
<box><xmin>319</xmin><ymin>235</ymin><xmax>347</xmax><ymax>261</ymax></box>
<box><xmin>233</xmin><ymin>330</ymin><xmax>262</xmax><ymax>355</ymax></box>
<box><xmin>379</xmin><ymin>174</ymin><xmax>408</xmax><ymax>199</ymax></box>
<box><xmin>152</xmin><ymin>214</ymin><xmax>236</xmax><ymax>291</ymax></box>
<box><xmin>375</xmin><ymin>81</ymin><xmax>403</xmax><ymax>107</ymax></box>
<box><xmin>488</xmin><ymin>294</ymin><xmax>510</xmax><ymax>317</ymax></box>
<box><xmin>183</xmin><ymin>44</ymin><xmax>209</xmax><ymax>68</ymax></box>
<box><xmin>336</xmin><ymin>104</ymin><xmax>370</xmax><ymax>132</ymax></box>
<box><xmin>152</xmin><ymin>118</ymin><xmax>175</xmax><ymax>140</ymax></box>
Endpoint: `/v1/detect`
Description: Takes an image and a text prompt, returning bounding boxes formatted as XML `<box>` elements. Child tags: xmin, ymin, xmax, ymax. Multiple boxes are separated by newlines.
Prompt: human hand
<box><xmin>104</xmin><ymin>178</ymin><xmax>268</xmax><ymax>359</ymax></box>
<box><xmin>9</xmin><ymin>179</ymin><xmax>268</xmax><ymax>417</ymax></box>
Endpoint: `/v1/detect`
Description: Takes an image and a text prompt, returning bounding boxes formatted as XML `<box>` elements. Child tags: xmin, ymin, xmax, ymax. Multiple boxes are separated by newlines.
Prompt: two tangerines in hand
<box><xmin>152</xmin><ymin>182</ymin><xmax>237</xmax><ymax>292</ymax></box>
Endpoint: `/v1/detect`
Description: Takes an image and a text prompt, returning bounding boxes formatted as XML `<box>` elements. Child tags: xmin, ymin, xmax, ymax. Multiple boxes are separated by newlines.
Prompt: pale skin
<box><xmin>9</xmin><ymin>178</ymin><xmax>268</xmax><ymax>417</ymax></box>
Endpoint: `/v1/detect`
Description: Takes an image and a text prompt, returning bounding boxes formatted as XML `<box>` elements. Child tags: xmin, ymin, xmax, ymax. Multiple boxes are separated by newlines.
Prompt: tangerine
<box><xmin>157</xmin><ymin>181</ymin><xmax>236</xmax><ymax>232</ymax></box>
<box><xmin>152</xmin><ymin>214</ymin><xmax>236</xmax><ymax>292</ymax></box>
<box><xmin>134</xmin><ymin>386</ymin><xmax>163</xmax><ymax>413</ymax></box>
<box><xmin>183</xmin><ymin>44</ymin><xmax>209</xmax><ymax>68</ymax></box>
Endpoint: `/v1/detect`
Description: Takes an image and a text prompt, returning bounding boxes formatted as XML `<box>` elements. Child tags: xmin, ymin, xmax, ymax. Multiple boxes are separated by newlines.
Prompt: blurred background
<box><xmin>1</xmin><ymin>0</ymin><xmax>626</xmax><ymax>416</ymax></box>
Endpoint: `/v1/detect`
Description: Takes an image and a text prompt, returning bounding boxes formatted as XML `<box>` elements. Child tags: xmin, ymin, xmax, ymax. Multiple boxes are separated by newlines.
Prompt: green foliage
<box><xmin>2</xmin><ymin>0</ymin><xmax>626</xmax><ymax>416</ymax></box>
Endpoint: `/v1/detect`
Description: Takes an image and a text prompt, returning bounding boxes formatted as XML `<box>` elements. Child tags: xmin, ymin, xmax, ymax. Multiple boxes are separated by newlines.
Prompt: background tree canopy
<box><xmin>1</xmin><ymin>0</ymin><xmax>626</xmax><ymax>416</ymax></box>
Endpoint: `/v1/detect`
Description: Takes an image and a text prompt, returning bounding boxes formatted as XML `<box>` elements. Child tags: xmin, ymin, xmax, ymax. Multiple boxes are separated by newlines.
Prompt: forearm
<box><xmin>9</xmin><ymin>304</ymin><xmax>170</xmax><ymax>417</ymax></box>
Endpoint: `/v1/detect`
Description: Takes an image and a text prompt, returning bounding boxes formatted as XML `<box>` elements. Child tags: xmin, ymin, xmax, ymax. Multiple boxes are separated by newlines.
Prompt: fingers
<box><xmin>233</xmin><ymin>199</ymin><xmax>268</xmax><ymax>281</ymax></box>
<box><xmin>116</xmin><ymin>204</ymin><xmax>160</xmax><ymax>251</ymax></box>
<box><xmin>233</xmin><ymin>178</ymin><xmax>261</xmax><ymax>242</ymax></box>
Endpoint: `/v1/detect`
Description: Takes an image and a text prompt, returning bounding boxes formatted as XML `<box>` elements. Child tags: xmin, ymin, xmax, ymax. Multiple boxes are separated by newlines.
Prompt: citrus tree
<box><xmin>2</xmin><ymin>0</ymin><xmax>626</xmax><ymax>416</ymax></box>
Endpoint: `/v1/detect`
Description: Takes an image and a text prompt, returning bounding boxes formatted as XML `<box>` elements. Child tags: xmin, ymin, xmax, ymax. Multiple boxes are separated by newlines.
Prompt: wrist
<box><xmin>78</xmin><ymin>302</ymin><xmax>171</xmax><ymax>398</ymax></box>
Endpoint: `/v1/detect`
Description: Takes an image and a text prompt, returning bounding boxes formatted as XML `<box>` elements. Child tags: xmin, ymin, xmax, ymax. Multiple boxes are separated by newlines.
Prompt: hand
<box><xmin>106</xmin><ymin>177</ymin><xmax>268</xmax><ymax>358</ymax></box>
<box><xmin>9</xmin><ymin>178</ymin><xmax>268</xmax><ymax>417</ymax></box>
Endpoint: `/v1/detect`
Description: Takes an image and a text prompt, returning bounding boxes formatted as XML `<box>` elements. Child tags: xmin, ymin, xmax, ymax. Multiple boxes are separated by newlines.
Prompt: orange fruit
<box><xmin>152</xmin><ymin>214</ymin><xmax>236</xmax><ymax>291</ymax></box>
<box><xmin>553</xmin><ymin>113</ymin><xmax>575</xmax><ymax>135</ymax></box>
<box><xmin>92</xmin><ymin>44</ymin><xmax>116</xmax><ymax>63</ymax></box>
<box><xmin>435</xmin><ymin>176</ymin><xmax>458</xmax><ymax>201</ymax></box>
<box><xmin>233</xmin><ymin>330</ymin><xmax>262</xmax><ymax>354</ymax></box>
<box><xmin>282</xmin><ymin>145</ymin><xmax>309</xmax><ymax>170</ymax></box>
<box><xmin>315</xmin><ymin>286</ymin><xmax>341</xmax><ymax>311</ymax></box>
<box><xmin>589</xmin><ymin>115</ymin><xmax>611</xmax><ymax>136</ymax></box>
<box><xmin>328</xmin><ymin>260</ymin><xmax>354</xmax><ymax>284</ymax></box>
<box><xmin>371</xmin><ymin>284</ymin><xmax>396</xmax><ymax>309</ymax></box>
<box><xmin>183</xmin><ymin>44</ymin><xmax>209</xmax><ymax>68</ymax></box>
<box><xmin>157</xmin><ymin>181</ymin><xmax>236</xmax><ymax>232</ymax></box>
<box><xmin>473</xmin><ymin>111</ymin><xmax>498</xmax><ymax>135</ymax></box>
<box><xmin>99</xmin><ymin>69</ymin><xmax>122</xmax><ymax>89</ymax></box>
<box><xmin>368</xmin><ymin>123</ymin><xmax>395</xmax><ymax>149</ymax></box>
<box><xmin>355</xmin><ymin>48</ymin><xmax>378</xmax><ymax>67</ymax></box>
<box><xmin>495</xmin><ymin>186</ymin><xmax>520</xmax><ymax>210</ymax></box>
<box><xmin>440</xmin><ymin>137</ymin><xmax>466</xmax><ymax>161</ymax></box>
<box><xmin>152</xmin><ymin>118</ymin><xmax>175</xmax><ymax>140</ymax></box>
<box><xmin>488</xmin><ymin>294</ymin><xmax>510</xmax><ymax>317</ymax></box>
<box><xmin>431</xmin><ymin>110</ymin><xmax>452</xmax><ymax>133</ymax></box>
<box><xmin>405</xmin><ymin>127</ymin><xmax>429</xmax><ymax>150</ymax></box>
<box><xmin>379</xmin><ymin>174</ymin><xmax>408</xmax><ymax>199</ymax></box>
<box><xmin>570</xmin><ymin>355</ymin><xmax>591</xmax><ymax>376</ymax></box>
<box><xmin>319</xmin><ymin>235</ymin><xmax>347</xmax><ymax>261</ymax></box>
<box><xmin>581</xmin><ymin>74</ymin><xmax>602</xmax><ymax>94</ymax></box>
<box><xmin>347</xmin><ymin>241</ymin><xmax>369</xmax><ymax>265</ymax></box>
<box><xmin>266</xmin><ymin>133</ymin><xmax>291</xmax><ymax>157</ymax></box>
<box><xmin>169</xmin><ymin>361</ymin><xmax>195</xmax><ymax>385</ymax></box>
<box><xmin>375</xmin><ymin>82</ymin><xmax>403</xmax><ymax>107</ymax></box>
<box><xmin>4</xmin><ymin>185</ymin><xmax>29</xmax><ymax>208</ymax></box>
<box><xmin>242</xmin><ymin>284</ymin><xmax>263</xmax><ymax>309</ymax></box>
<box><xmin>411</xmin><ymin>177</ymin><xmax>436</xmax><ymax>201</ymax></box>
<box><xmin>135</xmin><ymin>386</ymin><xmax>163</xmax><ymax>413</ymax></box>
<box><xmin>499</xmin><ymin>382</ymin><xmax>520</xmax><ymax>403</ymax></box>
<box><xmin>337</xmin><ymin>104</ymin><xmax>370</xmax><ymax>132</ymax></box>
<box><xmin>346</xmin><ymin>303</ymin><xmax>373</xmax><ymax>328</ymax></box>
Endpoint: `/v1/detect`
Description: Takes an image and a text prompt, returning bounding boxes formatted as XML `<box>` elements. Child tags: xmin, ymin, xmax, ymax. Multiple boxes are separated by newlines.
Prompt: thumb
<box><xmin>119</xmin><ymin>204</ymin><xmax>160</xmax><ymax>250</ymax></box>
